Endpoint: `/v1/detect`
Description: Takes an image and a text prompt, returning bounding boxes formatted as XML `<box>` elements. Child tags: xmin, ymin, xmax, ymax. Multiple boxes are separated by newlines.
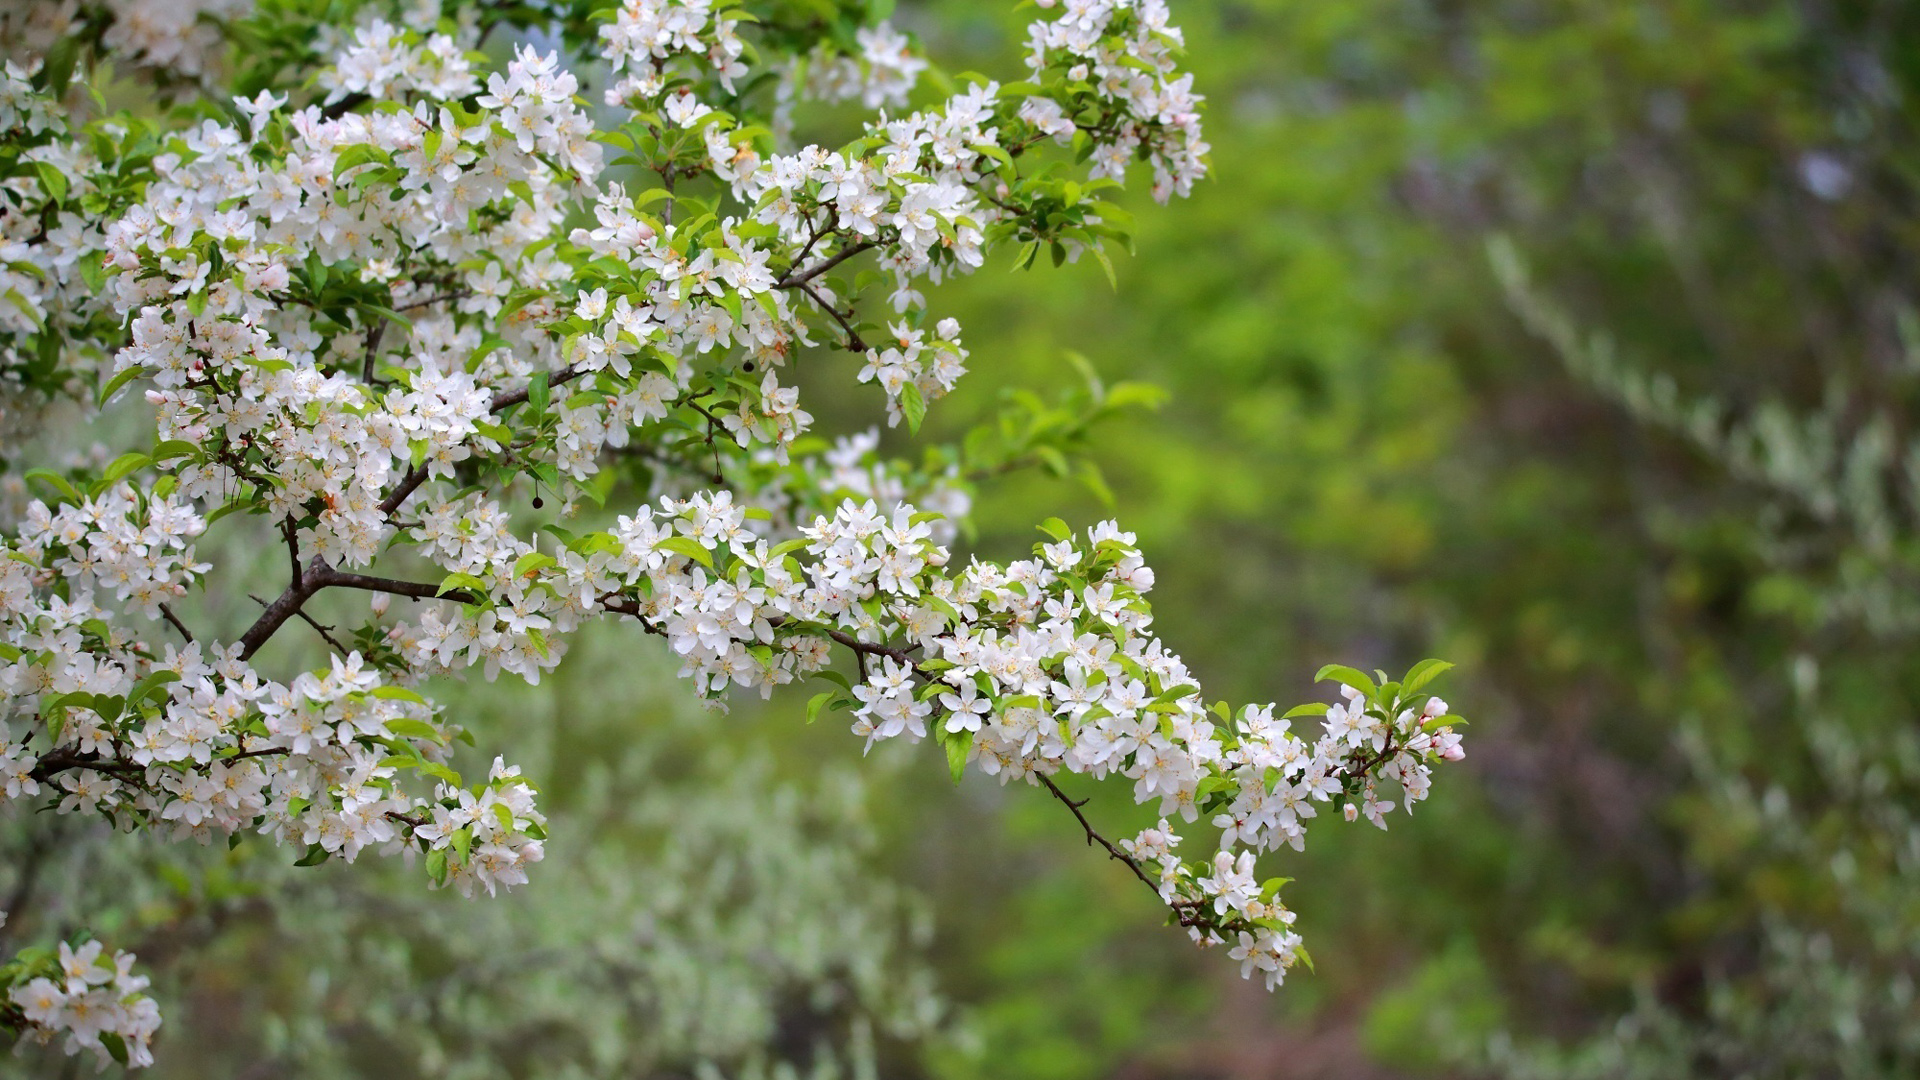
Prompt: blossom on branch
<box><xmin>0</xmin><ymin>0</ymin><xmax>1459</xmax><ymax>1066</ymax></box>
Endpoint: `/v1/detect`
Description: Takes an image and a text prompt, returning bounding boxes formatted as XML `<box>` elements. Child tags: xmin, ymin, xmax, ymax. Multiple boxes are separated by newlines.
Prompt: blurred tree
<box><xmin>909</xmin><ymin>0</ymin><xmax>1920</xmax><ymax>1074</ymax></box>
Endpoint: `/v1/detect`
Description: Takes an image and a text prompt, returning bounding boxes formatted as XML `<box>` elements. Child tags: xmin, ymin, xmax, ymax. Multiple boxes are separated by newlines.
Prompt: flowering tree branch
<box><xmin>0</xmin><ymin>0</ymin><xmax>1464</xmax><ymax>1068</ymax></box>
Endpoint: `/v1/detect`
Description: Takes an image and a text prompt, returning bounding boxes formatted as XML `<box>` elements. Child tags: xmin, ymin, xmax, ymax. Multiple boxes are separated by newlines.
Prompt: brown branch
<box><xmin>1033</xmin><ymin>773</ymin><xmax>1216</xmax><ymax>930</ymax></box>
<box><xmin>237</xmin><ymin>556</ymin><xmax>327</xmax><ymax>660</ymax></box>
<box><xmin>248</xmin><ymin>377</ymin><xmax>579</xmax><ymax>654</ymax></box>
<box><xmin>393</xmin><ymin>289</ymin><xmax>473</xmax><ymax>312</ymax></box>
<box><xmin>1036</xmin><ymin>772</ymin><xmax>1162</xmax><ymax>894</ymax></box>
<box><xmin>684</xmin><ymin>397</ymin><xmax>726</xmax><ymax>436</ymax></box>
<box><xmin>31</xmin><ymin>740</ymin><xmax>290</xmax><ymax>786</ymax></box>
<box><xmin>157</xmin><ymin>603</ymin><xmax>194</xmax><ymax>644</ymax></box>
<box><xmin>784</xmin><ymin>217</ymin><xmax>831</xmax><ymax>274</ymax></box>
<box><xmin>281</xmin><ymin>516</ymin><xmax>304</xmax><ymax>589</ymax></box>
<box><xmin>316</xmin><ymin>568</ymin><xmax>478</xmax><ymax>605</ymax></box>
<box><xmin>377</xmin><ymin>468</ymin><xmax>430</xmax><ymax>518</ymax></box>
<box><xmin>234</xmin><ymin>504</ymin><xmax>318</xmax><ymax>661</ymax></box>
<box><xmin>361</xmin><ymin>318</ymin><xmax>388</xmax><ymax>385</ymax></box>
<box><xmin>773</xmin><ymin>239</ymin><xmax>875</xmax><ymax>290</ymax></box>
<box><xmin>794</xmin><ymin>280</ymin><xmax>867</xmax><ymax>352</ymax></box>
<box><xmin>250</xmin><ymin>593</ymin><xmax>349</xmax><ymax>656</ymax></box>
<box><xmin>823</xmin><ymin>628</ymin><xmax>912</xmax><ymax>664</ymax></box>
<box><xmin>486</xmin><ymin>363</ymin><xmax>583</xmax><ymax>413</ymax></box>
<box><xmin>28</xmin><ymin>747</ymin><xmax>148</xmax><ymax>783</ymax></box>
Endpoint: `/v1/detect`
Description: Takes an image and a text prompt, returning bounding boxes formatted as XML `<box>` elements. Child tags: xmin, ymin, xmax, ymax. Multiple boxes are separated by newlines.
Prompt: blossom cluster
<box><xmin>380</xmin><ymin>485</ymin><xmax>1467</xmax><ymax>987</ymax></box>
<box><xmin>0</xmin><ymin>0</ymin><xmax>1459</xmax><ymax>1067</ymax></box>
<box><xmin>1024</xmin><ymin>0</ymin><xmax>1209</xmax><ymax>202</ymax></box>
<box><xmin>597</xmin><ymin>0</ymin><xmax>752</xmax><ymax>106</ymax></box>
<box><xmin>803</xmin><ymin>22</ymin><xmax>930</xmax><ymax>111</ymax></box>
<box><xmin>2</xmin><ymin>926</ymin><xmax>162</xmax><ymax>1069</ymax></box>
<box><xmin>0</xmin><ymin>488</ymin><xmax>548</xmax><ymax>892</ymax></box>
<box><xmin>0</xmin><ymin>0</ymin><xmax>246</xmax><ymax>82</ymax></box>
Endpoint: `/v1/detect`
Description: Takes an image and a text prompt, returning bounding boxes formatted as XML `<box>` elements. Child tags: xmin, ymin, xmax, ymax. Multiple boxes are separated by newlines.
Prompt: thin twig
<box><xmin>393</xmin><ymin>289</ymin><xmax>473</xmax><ymax>312</ymax></box>
<box><xmin>1036</xmin><ymin>772</ymin><xmax>1163</xmax><ymax>895</ymax></box>
<box><xmin>157</xmin><ymin>603</ymin><xmax>194</xmax><ymax>644</ymax></box>
<box><xmin>318</xmin><ymin>568</ymin><xmax>478</xmax><ymax>605</ymax></box>
<box><xmin>795</xmin><ymin>280</ymin><xmax>867</xmax><ymax>352</ymax></box>
<box><xmin>361</xmin><ymin>318</ymin><xmax>388</xmax><ymax>385</ymax></box>
<box><xmin>773</xmin><ymin>240</ymin><xmax>876</xmax><ymax>290</ymax></box>
<box><xmin>250</xmin><ymin>593</ymin><xmax>349</xmax><ymax>656</ymax></box>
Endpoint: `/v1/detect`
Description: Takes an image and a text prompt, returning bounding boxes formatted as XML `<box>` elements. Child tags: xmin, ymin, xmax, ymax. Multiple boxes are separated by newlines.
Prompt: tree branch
<box><xmin>28</xmin><ymin>747</ymin><xmax>148</xmax><ymax>783</ymax></box>
<box><xmin>250</xmin><ymin>594</ymin><xmax>349</xmax><ymax>656</ymax></box>
<box><xmin>393</xmin><ymin>289</ymin><xmax>473</xmax><ymax>312</ymax></box>
<box><xmin>157</xmin><ymin>603</ymin><xmax>194</xmax><ymax>644</ymax></box>
<box><xmin>822</xmin><ymin>628</ymin><xmax>913</xmax><ymax>664</ymax></box>
<box><xmin>773</xmin><ymin>240</ymin><xmax>875</xmax><ymax>290</ymax></box>
<box><xmin>794</xmin><ymin>280</ymin><xmax>867</xmax><ymax>352</ymax></box>
<box><xmin>316</xmin><ymin>568</ymin><xmax>478</xmax><ymax>605</ymax></box>
<box><xmin>236</xmin><ymin>555</ymin><xmax>327</xmax><ymax>660</ymax></box>
<box><xmin>361</xmin><ymin>318</ymin><xmax>388</xmax><ymax>386</ymax></box>
<box><xmin>1036</xmin><ymin>772</ymin><xmax>1164</xmax><ymax>895</ymax></box>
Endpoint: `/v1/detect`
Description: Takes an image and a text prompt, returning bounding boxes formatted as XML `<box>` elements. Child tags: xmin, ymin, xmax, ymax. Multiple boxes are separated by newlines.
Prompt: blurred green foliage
<box><xmin>880</xmin><ymin>0</ymin><xmax>1920</xmax><ymax>1075</ymax></box>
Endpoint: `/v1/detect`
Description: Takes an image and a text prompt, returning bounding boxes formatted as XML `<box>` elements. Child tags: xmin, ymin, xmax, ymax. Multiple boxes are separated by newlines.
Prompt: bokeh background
<box><xmin>8</xmin><ymin>0</ymin><xmax>1920</xmax><ymax>1076</ymax></box>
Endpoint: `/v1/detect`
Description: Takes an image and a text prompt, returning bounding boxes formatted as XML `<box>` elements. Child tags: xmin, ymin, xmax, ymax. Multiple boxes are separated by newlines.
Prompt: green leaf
<box><xmin>23</xmin><ymin>468</ymin><xmax>80</xmax><ymax>503</ymax></box>
<box><xmin>152</xmin><ymin>439</ymin><xmax>199</xmax><ymax>463</ymax></box>
<box><xmin>512</xmin><ymin>551</ymin><xmax>557</xmax><ymax>578</ymax></box>
<box><xmin>1259</xmin><ymin>876</ymin><xmax>1294</xmax><ymax>901</ymax></box>
<box><xmin>437</xmin><ymin>571</ymin><xmax>488</xmax><ymax>598</ymax></box>
<box><xmin>1154</xmin><ymin>683</ymin><xmax>1200</xmax><ymax>703</ymax></box>
<box><xmin>95</xmin><ymin>366</ymin><xmax>142</xmax><ymax>411</ymax></box>
<box><xmin>1403</xmin><ymin>658</ymin><xmax>1454</xmax><ymax>694</ymax></box>
<box><xmin>294</xmin><ymin>844</ymin><xmax>331</xmax><ymax>867</ymax></box>
<box><xmin>1036</xmin><ymin>516</ymin><xmax>1071</xmax><ymax>542</ymax></box>
<box><xmin>42</xmin><ymin>695</ymin><xmax>79</xmax><ymax>743</ymax></box>
<box><xmin>1103</xmin><ymin>381</ymin><xmax>1167</xmax><ymax>411</ymax></box>
<box><xmin>656</xmin><ymin>535</ymin><xmax>715</xmax><ymax>568</ymax></box>
<box><xmin>97</xmin><ymin>451</ymin><xmax>152</xmax><ymax>489</ymax></box>
<box><xmin>332</xmin><ymin>143</ymin><xmax>391</xmax><ymax>179</ymax></box>
<box><xmin>100</xmin><ymin>1032</ymin><xmax>129</xmax><ymax>1066</ymax></box>
<box><xmin>806</xmin><ymin>690</ymin><xmax>836</xmax><ymax>725</ymax></box>
<box><xmin>370</xmin><ymin>685</ymin><xmax>427</xmax><ymax>704</ymax></box>
<box><xmin>811</xmin><ymin>669</ymin><xmax>854</xmax><ymax>693</ymax></box>
<box><xmin>1090</xmin><ymin>245</ymin><xmax>1119</xmax><ymax>289</ymax></box>
<box><xmin>1314</xmin><ymin>664</ymin><xmax>1378</xmax><ymax>698</ymax></box>
<box><xmin>384</xmin><ymin>717</ymin><xmax>442</xmax><ymax>740</ymax></box>
<box><xmin>898</xmin><ymin>380</ymin><xmax>927</xmax><ymax>433</ymax></box>
<box><xmin>527</xmin><ymin>371</ymin><xmax>550</xmax><ymax>415</ymax></box>
<box><xmin>945</xmin><ymin>728</ymin><xmax>974</xmax><ymax>783</ymax></box>
<box><xmin>125</xmin><ymin>670</ymin><xmax>182</xmax><ymax>713</ymax></box>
